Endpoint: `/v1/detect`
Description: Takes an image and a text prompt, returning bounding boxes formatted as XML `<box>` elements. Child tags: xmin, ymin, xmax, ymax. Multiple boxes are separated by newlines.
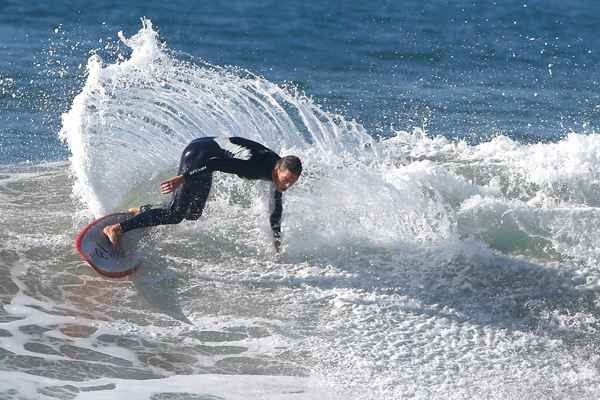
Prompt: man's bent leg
<box><xmin>106</xmin><ymin>139</ymin><xmax>215</xmax><ymax>244</ymax></box>
<box><xmin>120</xmin><ymin>207</ymin><xmax>186</xmax><ymax>233</ymax></box>
<box><xmin>104</xmin><ymin>202</ymin><xmax>187</xmax><ymax>246</ymax></box>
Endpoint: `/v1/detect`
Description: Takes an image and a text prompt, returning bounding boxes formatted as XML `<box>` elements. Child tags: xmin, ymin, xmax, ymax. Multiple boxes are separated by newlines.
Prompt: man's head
<box><xmin>273</xmin><ymin>155</ymin><xmax>302</xmax><ymax>192</ymax></box>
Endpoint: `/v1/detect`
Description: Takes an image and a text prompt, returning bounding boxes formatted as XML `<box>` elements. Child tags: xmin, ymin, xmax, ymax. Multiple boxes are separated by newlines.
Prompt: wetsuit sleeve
<box><xmin>269</xmin><ymin>190</ymin><xmax>283</xmax><ymax>240</ymax></box>
<box><xmin>183</xmin><ymin>158</ymin><xmax>249</xmax><ymax>180</ymax></box>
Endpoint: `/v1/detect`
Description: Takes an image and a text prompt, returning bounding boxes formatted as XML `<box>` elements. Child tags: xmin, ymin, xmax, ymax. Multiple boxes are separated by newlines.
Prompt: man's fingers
<box><xmin>160</xmin><ymin>176</ymin><xmax>182</xmax><ymax>194</ymax></box>
<box><xmin>160</xmin><ymin>181</ymin><xmax>173</xmax><ymax>194</ymax></box>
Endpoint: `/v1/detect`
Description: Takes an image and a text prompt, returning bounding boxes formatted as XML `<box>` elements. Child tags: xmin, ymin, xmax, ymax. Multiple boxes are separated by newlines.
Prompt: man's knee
<box><xmin>162</xmin><ymin>210</ymin><xmax>186</xmax><ymax>225</ymax></box>
<box><xmin>185</xmin><ymin>209</ymin><xmax>203</xmax><ymax>221</ymax></box>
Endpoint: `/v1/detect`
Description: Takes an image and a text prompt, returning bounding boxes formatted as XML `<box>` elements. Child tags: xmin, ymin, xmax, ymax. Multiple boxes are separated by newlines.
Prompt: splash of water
<box><xmin>59</xmin><ymin>18</ymin><xmax>372</xmax><ymax>218</ymax></box>
<box><xmin>59</xmin><ymin>18</ymin><xmax>600</xmax><ymax>270</ymax></box>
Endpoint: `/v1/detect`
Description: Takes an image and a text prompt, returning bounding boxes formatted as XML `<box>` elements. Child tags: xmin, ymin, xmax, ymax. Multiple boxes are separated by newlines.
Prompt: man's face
<box><xmin>274</xmin><ymin>167</ymin><xmax>299</xmax><ymax>192</ymax></box>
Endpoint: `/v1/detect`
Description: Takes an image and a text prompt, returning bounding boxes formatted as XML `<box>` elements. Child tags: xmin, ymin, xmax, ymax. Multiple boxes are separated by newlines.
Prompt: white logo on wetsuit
<box><xmin>214</xmin><ymin>137</ymin><xmax>252</xmax><ymax>161</ymax></box>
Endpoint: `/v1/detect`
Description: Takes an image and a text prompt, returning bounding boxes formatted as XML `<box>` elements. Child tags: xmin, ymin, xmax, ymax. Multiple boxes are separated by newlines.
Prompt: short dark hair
<box><xmin>276</xmin><ymin>155</ymin><xmax>302</xmax><ymax>176</ymax></box>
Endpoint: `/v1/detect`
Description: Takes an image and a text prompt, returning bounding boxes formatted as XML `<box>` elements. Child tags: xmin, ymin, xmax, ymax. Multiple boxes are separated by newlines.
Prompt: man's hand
<box><xmin>161</xmin><ymin>175</ymin><xmax>185</xmax><ymax>194</ymax></box>
<box><xmin>273</xmin><ymin>239</ymin><xmax>281</xmax><ymax>254</ymax></box>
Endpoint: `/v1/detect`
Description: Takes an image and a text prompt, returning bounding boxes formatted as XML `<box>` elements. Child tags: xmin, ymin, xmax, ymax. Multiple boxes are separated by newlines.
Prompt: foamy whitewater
<box><xmin>2</xmin><ymin>18</ymin><xmax>600</xmax><ymax>400</ymax></box>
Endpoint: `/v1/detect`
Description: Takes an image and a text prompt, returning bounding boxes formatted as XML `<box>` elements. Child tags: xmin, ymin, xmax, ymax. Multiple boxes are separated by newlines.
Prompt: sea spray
<box><xmin>60</xmin><ymin>19</ymin><xmax>372</xmax><ymax>220</ymax></box>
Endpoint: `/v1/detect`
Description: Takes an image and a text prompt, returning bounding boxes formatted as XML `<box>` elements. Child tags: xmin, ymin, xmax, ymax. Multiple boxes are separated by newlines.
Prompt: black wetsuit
<box><xmin>120</xmin><ymin>137</ymin><xmax>283</xmax><ymax>239</ymax></box>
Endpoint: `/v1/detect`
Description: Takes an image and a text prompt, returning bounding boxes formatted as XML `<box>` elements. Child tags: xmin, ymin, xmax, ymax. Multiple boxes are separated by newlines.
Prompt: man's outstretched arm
<box><xmin>269</xmin><ymin>189</ymin><xmax>283</xmax><ymax>252</ymax></box>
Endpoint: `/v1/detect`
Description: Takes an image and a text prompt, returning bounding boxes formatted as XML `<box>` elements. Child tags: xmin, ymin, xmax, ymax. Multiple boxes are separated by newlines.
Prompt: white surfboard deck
<box><xmin>75</xmin><ymin>212</ymin><xmax>146</xmax><ymax>278</ymax></box>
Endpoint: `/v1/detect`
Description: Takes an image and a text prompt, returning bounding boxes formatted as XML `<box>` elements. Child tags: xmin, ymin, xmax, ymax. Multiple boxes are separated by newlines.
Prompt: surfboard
<box><xmin>75</xmin><ymin>212</ymin><xmax>146</xmax><ymax>278</ymax></box>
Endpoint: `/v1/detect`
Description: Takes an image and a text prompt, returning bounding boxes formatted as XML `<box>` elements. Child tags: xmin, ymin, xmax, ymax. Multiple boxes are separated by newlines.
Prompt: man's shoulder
<box><xmin>230</xmin><ymin>137</ymin><xmax>278</xmax><ymax>156</ymax></box>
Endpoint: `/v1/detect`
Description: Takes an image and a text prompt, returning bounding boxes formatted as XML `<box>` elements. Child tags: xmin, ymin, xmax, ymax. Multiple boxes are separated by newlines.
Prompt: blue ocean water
<box><xmin>2</xmin><ymin>0</ymin><xmax>600</xmax><ymax>164</ymax></box>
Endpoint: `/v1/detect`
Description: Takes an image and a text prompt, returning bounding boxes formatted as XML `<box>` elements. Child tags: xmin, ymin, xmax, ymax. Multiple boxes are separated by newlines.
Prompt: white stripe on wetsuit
<box><xmin>214</xmin><ymin>137</ymin><xmax>252</xmax><ymax>160</ymax></box>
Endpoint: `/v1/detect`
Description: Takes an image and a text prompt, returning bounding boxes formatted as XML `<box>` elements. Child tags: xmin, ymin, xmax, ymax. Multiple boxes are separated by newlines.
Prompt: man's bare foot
<box><xmin>103</xmin><ymin>224</ymin><xmax>123</xmax><ymax>247</ymax></box>
<box><xmin>127</xmin><ymin>207</ymin><xmax>141</xmax><ymax>216</ymax></box>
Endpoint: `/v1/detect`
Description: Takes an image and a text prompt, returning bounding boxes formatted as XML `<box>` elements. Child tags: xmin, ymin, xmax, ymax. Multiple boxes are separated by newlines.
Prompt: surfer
<box><xmin>102</xmin><ymin>136</ymin><xmax>302</xmax><ymax>252</ymax></box>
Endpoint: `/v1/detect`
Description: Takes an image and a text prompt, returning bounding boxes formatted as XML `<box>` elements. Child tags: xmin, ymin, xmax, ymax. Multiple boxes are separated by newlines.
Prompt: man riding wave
<box><xmin>103</xmin><ymin>136</ymin><xmax>302</xmax><ymax>252</ymax></box>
